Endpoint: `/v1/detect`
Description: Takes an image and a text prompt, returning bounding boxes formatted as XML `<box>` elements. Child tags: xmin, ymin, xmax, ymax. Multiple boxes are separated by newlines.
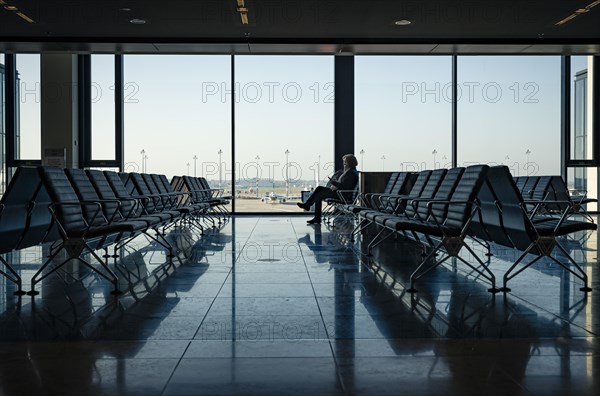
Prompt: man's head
<box><xmin>342</xmin><ymin>154</ymin><xmax>358</xmax><ymax>169</ymax></box>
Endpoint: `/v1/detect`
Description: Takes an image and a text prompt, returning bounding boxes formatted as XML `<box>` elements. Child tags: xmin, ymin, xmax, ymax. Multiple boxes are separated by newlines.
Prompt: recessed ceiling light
<box><xmin>4</xmin><ymin>5</ymin><xmax>18</xmax><ymax>11</ymax></box>
<box><xmin>556</xmin><ymin>0</ymin><xmax>600</xmax><ymax>25</ymax></box>
<box><xmin>130</xmin><ymin>18</ymin><xmax>146</xmax><ymax>24</ymax></box>
<box><xmin>120</xmin><ymin>8</ymin><xmax>132</xmax><ymax>12</ymax></box>
<box><xmin>16</xmin><ymin>11</ymin><xmax>34</xmax><ymax>23</ymax></box>
<box><xmin>394</xmin><ymin>19</ymin><xmax>412</xmax><ymax>26</ymax></box>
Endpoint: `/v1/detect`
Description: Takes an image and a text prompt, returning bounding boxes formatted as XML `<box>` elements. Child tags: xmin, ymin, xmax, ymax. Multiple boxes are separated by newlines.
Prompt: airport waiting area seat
<box><xmin>2</xmin><ymin>164</ymin><xmax>596</xmax><ymax>298</ymax></box>
<box><xmin>340</xmin><ymin>171</ymin><xmax>415</xmax><ymax>217</ymax></box>
<box><xmin>480</xmin><ymin>167</ymin><xmax>596</xmax><ymax>291</ymax></box>
<box><xmin>343</xmin><ymin>172</ymin><xmax>414</xmax><ymax>235</ymax></box>
<box><xmin>0</xmin><ymin>166</ymin><xmax>220</xmax><ymax>296</ymax></box>
<box><xmin>172</xmin><ymin>176</ymin><xmax>231</xmax><ymax>225</ymax></box>
<box><xmin>0</xmin><ymin>167</ymin><xmax>58</xmax><ymax>295</ymax></box>
<box><xmin>514</xmin><ymin>175</ymin><xmax>598</xmax><ymax>222</ymax></box>
<box><xmin>322</xmin><ymin>182</ymin><xmax>361</xmax><ymax>226</ymax></box>
<box><xmin>356</xmin><ymin>165</ymin><xmax>493</xmax><ymax>292</ymax></box>
<box><xmin>345</xmin><ymin>166</ymin><xmax>597</xmax><ymax>293</ymax></box>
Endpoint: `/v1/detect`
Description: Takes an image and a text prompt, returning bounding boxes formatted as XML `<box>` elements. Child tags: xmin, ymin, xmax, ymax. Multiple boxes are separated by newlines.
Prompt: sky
<box><xmin>4</xmin><ymin>54</ymin><xmax>593</xmax><ymax>182</ymax></box>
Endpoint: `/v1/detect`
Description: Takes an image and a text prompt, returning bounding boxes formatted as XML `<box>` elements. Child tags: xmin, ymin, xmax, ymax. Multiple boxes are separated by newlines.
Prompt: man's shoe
<box><xmin>307</xmin><ymin>218</ymin><xmax>321</xmax><ymax>224</ymax></box>
<box><xmin>297</xmin><ymin>202</ymin><xmax>309</xmax><ymax>210</ymax></box>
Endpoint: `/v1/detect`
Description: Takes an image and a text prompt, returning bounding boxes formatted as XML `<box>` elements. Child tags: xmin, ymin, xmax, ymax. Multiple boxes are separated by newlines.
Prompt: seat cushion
<box><xmin>535</xmin><ymin>219</ymin><xmax>597</xmax><ymax>237</ymax></box>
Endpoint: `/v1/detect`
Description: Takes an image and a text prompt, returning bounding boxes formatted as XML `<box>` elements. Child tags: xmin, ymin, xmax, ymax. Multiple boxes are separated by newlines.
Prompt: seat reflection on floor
<box><xmin>0</xmin><ymin>216</ymin><xmax>598</xmax><ymax>395</ymax></box>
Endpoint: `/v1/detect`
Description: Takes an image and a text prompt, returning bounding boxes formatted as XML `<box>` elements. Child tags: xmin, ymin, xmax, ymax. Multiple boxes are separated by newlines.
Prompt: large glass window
<box><xmin>234</xmin><ymin>56</ymin><xmax>334</xmax><ymax>213</ymax></box>
<box><xmin>91</xmin><ymin>55</ymin><xmax>116</xmax><ymax>160</ymax></box>
<box><xmin>124</xmin><ymin>55</ymin><xmax>232</xmax><ymax>205</ymax></box>
<box><xmin>568</xmin><ymin>56</ymin><xmax>597</xmax><ymax>211</ymax></box>
<box><xmin>356</xmin><ymin>56</ymin><xmax>452</xmax><ymax>172</ymax></box>
<box><xmin>571</xmin><ymin>56</ymin><xmax>593</xmax><ymax>162</ymax></box>
<box><xmin>15</xmin><ymin>54</ymin><xmax>41</xmax><ymax>160</ymax></box>
<box><xmin>457</xmin><ymin>56</ymin><xmax>561</xmax><ymax>176</ymax></box>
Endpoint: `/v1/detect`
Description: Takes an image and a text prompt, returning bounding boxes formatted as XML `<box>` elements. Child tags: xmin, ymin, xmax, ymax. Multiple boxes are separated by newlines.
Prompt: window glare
<box><xmin>234</xmin><ymin>56</ymin><xmax>334</xmax><ymax>212</ymax></box>
<box><xmin>123</xmin><ymin>55</ymin><xmax>232</xmax><ymax>209</ymax></box>
<box><xmin>91</xmin><ymin>55</ymin><xmax>116</xmax><ymax>160</ymax></box>
<box><xmin>16</xmin><ymin>54</ymin><xmax>41</xmax><ymax>160</ymax></box>
<box><xmin>356</xmin><ymin>56</ymin><xmax>452</xmax><ymax>172</ymax></box>
<box><xmin>458</xmin><ymin>56</ymin><xmax>561</xmax><ymax>176</ymax></box>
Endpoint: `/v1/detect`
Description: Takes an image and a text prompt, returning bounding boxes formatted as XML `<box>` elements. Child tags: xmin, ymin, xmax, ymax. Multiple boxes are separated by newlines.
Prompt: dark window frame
<box><xmin>564</xmin><ymin>56</ymin><xmax>599</xmax><ymax>169</ymax></box>
<box><xmin>79</xmin><ymin>54</ymin><xmax>124</xmax><ymax>170</ymax></box>
<box><xmin>5</xmin><ymin>54</ymin><xmax>41</xmax><ymax>167</ymax></box>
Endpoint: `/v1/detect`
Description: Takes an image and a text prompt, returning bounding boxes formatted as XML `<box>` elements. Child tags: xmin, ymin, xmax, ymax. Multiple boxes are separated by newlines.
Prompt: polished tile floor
<box><xmin>1</xmin><ymin>215</ymin><xmax>599</xmax><ymax>395</ymax></box>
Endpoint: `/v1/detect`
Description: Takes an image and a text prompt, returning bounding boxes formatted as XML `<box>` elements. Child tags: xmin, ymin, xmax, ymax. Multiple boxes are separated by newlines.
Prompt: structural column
<box><xmin>334</xmin><ymin>55</ymin><xmax>354</xmax><ymax>170</ymax></box>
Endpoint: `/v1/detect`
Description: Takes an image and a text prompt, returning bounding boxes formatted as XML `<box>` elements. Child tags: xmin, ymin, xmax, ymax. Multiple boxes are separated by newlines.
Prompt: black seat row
<box><xmin>515</xmin><ymin>175</ymin><xmax>597</xmax><ymax>222</ymax></box>
<box><xmin>349</xmin><ymin>166</ymin><xmax>596</xmax><ymax>293</ymax></box>
<box><xmin>0</xmin><ymin>166</ymin><xmax>215</xmax><ymax>296</ymax></box>
<box><xmin>171</xmin><ymin>175</ymin><xmax>231</xmax><ymax>225</ymax></box>
<box><xmin>321</xmin><ymin>183</ymin><xmax>362</xmax><ymax>226</ymax></box>
<box><xmin>344</xmin><ymin>171</ymin><xmax>415</xmax><ymax>215</ymax></box>
<box><xmin>357</xmin><ymin>165</ymin><xmax>491</xmax><ymax>292</ymax></box>
<box><xmin>0</xmin><ymin>167</ymin><xmax>59</xmax><ymax>295</ymax></box>
<box><xmin>324</xmin><ymin>171</ymin><xmax>415</xmax><ymax>226</ymax></box>
<box><xmin>475</xmin><ymin>167</ymin><xmax>596</xmax><ymax>291</ymax></box>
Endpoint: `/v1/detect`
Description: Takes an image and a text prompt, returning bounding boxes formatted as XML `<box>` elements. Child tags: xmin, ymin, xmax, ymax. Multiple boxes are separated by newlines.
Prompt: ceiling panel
<box><xmin>0</xmin><ymin>0</ymin><xmax>598</xmax><ymax>54</ymax></box>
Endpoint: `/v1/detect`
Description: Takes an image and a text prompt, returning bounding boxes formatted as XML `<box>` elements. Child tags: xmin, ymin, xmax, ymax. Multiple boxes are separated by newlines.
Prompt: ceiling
<box><xmin>1</xmin><ymin>0</ymin><xmax>600</xmax><ymax>54</ymax></box>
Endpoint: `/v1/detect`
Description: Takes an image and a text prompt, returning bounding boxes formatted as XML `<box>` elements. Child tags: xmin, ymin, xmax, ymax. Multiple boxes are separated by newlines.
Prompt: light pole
<box><xmin>186</xmin><ymin>162</ymin><xmax>190</xmax><ymax>175</ymax></box>
<box><xmin>360</xmin><ymin>149</ymin><xmax>365</xmax><ymax>170</ymax></box>
<box><xmin>144</xmin><ymin>155</ymin><xmax>148</xmax><ymax>172</ymax></box>
<box><xmin>193</xmin><ymin>155</ymin><xmax>198</xmax><ymax>177</ymax></box>
<box><xmin>140</xmin><ymin>149</ymin><xmax>146</xmax><ymax>172</ymax></box>
<box><xmin>218</xmin><ymin>149</ymin><xmax>223</xmax><ymax>188</ymax></box>
<box><xmin>432</xmin><ymin>149</ymin><xmax>438</xmax><ymax>169</ymax></box>
<box><xmin>381</xmin><ymin>155</ymin><xmax>386</xmax><ymax>171</ymax></box>
<box><xmin>525</xmin><ymin>149</ymin><xmax>531</xmax><ymax>176</ymax></box>
<box><xmin>442</xmin><ymin>155</ymin><xmax>447</xmax><ymax>167</ymax></box>
<box><xmin>285</xmin><ymin>149</ymin><xmax>290</xmax><ymax>198</ymax></box>
<box><xmin>255</xmin><ymin>155</ymin><xmax>260</xmax><ymax>198</ymax></box>
<box><xmin>316</xmin><ymin>155</ymin><xmax>321</xmax><ymax>187</ymax></box>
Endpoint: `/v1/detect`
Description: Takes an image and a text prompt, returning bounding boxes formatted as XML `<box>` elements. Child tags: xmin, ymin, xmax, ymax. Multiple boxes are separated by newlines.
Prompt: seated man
<box><xmin>297</xmin><ymin>154</ymin><xmax>359</xmax><ymax>224</ymax></box>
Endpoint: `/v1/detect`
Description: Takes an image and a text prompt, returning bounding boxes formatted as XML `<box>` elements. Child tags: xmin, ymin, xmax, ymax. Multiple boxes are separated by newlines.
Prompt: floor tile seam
<box><xmin>423</xmin><ymin>241</ymin><xmax>593</xmax><ymax>290</ymax></box>
<box><xmin>363</xmin><ymin>245</ymin><xmax>596</xmax><ymax>337</ymax></box>
<box><xmin>289</xmin><ymin>220</ymin><xmax>338</xmax><ymax>336</ymax></box>
<box><xmin>290</xmin><ymin>218</ymin><xmax>333</xmax><ymax>339</ymax></box>
<box><xmin>189</xmin><ymin>269</ymin><xmax>234</xmax><ymax>340</ymax></box>
<box><xmin>358</xmin><ymin>253</ymin><xmax>467</xmax><ymax>337</ymax></box>
<box><xmin>78</xmin><ymin>299</ymin><xmax>126</xmax><ymax>332</ymax></box>
<box><xmin>177</xmin><ymin>356</ymin><xmax>339</xmax><ymax>361</ymax></box>
<box><xmin>231</xmin><ymin>216</ymin><xmax>265</xmax><ymax>265</ymax></box>
<box><xmin>160</xmin><ymin>340</ymin><xmax>192</xmax><ymax>396</ymax></box>
<box><xmin>28</xmin><ymin>298</ymin><xmax>122</xmax><ymax>339</ymax></box>
<box><xmin>189</xmin><ymin>217</ymin><xmax>261</xmax><ymax>340</ymax></box>
<box><xmin>410</xmin><ymin>292</ymin><xmax>488</xmax><ymax>337</ymax></box>
<box><xmin>507</xmin><ymin>292</ymin><xmax>599</xmax><ymax>337</ymax></box>
<box><xmin>188</xmin><ymin>272</ymin><xmax>234</xmax><ymax>341</ymax></box>
<box><xmin>492</xmin><ymin>361</ymin><xmax>536</xmax><ymax>396</ymax></box>
<box><xmin>290</xmin><ymin>220</ymin><xmax>353</xmax><ymax>395</ymax></box>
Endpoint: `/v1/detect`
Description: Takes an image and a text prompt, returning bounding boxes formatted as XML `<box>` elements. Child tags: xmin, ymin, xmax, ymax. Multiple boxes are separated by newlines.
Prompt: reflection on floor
<box><xmin>0</xmin><ymin>216</ymin><xmax>599</xmax><ymax>395</ymax></box>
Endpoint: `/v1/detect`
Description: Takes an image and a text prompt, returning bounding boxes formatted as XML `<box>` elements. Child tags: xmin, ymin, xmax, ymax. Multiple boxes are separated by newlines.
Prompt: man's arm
<box><xmin>336</xmin><ymin>170</ymin><xmax>358</xmax><ymax>191</ymax></box>
<box><xmin>325</xmin><ymin>170</ymin><xmax>343</xmax><ymax>188</ymax></box>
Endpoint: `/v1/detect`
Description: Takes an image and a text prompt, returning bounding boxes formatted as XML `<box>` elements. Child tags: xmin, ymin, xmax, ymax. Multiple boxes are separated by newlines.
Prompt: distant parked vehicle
<box><xmin>261</xmin><ymin>192</ymin><xmax>287</xmax><ymax>203</ymax></box>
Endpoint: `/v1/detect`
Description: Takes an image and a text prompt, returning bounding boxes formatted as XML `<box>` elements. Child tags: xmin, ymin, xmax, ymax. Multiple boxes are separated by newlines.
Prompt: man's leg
<box><xmin>304</xmin><ymin>186</ymin><xmax>329</xmax><ymax>206</ymax></box>
<box><xmin>311</xmin><ymin>188</ymin><xmax>338</xmax><ymax>221</ymax></box>
<box><xmin>314</xmin><ymin>199</ymin><xmax>322</xmax><ymax>219</ymax></box>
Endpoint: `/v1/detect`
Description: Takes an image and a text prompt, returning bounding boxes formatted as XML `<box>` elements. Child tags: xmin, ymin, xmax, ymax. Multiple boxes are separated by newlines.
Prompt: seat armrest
<box><xmin>335</xmin><ymin>189</ymin><xmax>359</xmax><ymax>205</ymax></box>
